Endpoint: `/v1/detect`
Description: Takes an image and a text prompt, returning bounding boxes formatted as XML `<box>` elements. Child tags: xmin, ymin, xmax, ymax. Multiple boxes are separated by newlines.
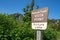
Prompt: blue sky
<box><xmin>0</xmin><ymin>0</ymin><xmax>60</xmax><ymax>19</ymax></box>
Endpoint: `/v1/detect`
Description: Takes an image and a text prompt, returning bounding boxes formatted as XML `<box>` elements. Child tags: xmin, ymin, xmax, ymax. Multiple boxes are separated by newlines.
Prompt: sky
<box><xmin>0</xmin><ymin>0</ymin><xmax>60</xmax><ymax>19</ymax></box>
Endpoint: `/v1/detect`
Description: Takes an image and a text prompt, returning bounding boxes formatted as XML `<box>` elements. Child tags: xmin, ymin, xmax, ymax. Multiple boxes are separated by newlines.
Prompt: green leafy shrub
<box><xmin>0</xmin><ymin>14</ymin><xmax>21</xmax><ymax>40</ymax></box>
<box><xmin>42</xmin><ymin>25</ymin><xmax>57</xmax><ymax>40</ymax></box>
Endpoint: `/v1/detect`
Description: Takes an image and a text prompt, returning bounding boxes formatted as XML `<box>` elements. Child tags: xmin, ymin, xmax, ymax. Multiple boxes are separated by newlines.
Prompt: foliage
<box><xmin>42</xmin><ymin>25</ymin><xmax>57</xmax><ymax>40</ymax></box>
<box><xmin>23</xmin><ymin>12</ymin><xmax>31</xmax><ymax>22</ymax></box>
<box><xmin>22</xmin><ymin>0</ymin><xmax>36</xmax><ymax>40</ymax></box>
<box><xmin>0</xmin><ymin>13</ymin><xmax>59</xmax><ymax>40</ymax></box>
<box><xmin>0</xmin><ymin>14</ymin><xmax>36</xmax><ymax>40</ymax></box>
<box><xmin>48</xmin><ymin>19</ymin><xmax>60</xmax><ymax>31</ymax></box>
<box><xmin>8</xmin><ymin>13</ymin><xmax>23</xmax><ymax>21</ymax></box>
<box><xmin>0</xmin><ymin>14</ymin><xmax>21</xmax><ymax>40</ymax></box>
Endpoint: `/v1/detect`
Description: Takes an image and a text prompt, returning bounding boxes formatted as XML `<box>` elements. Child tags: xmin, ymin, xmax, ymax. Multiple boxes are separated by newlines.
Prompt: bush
<box><xmin>0</xmin><ymin>14</ymin><xmax>36</xmax><ymax>40</ymax></box>
<box><xmin>0</xmin><ymin>14</ymin><xmax>57</xmax><ymax>40</ymax></box>
<box><xmin>0</xmin><ymin>14</ymin><xmax>21</xmax><ymax>40</ymax></box>
<box><xmin>42</xmin><ymin>25</ymin><xmax>57</xmax><ymax>40</ymax></box>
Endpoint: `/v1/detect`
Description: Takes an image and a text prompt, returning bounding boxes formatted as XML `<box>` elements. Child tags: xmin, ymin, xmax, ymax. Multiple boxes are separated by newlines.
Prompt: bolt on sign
<box><xmin>31</xmin><ymin>8</ymin><xmax>48</xmax><ymax>30</ymax></box>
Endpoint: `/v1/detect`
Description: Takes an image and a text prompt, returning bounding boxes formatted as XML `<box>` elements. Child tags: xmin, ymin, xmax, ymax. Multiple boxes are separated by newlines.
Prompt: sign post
<box><xmin>31</xmin><ymin>8</ymin><xmax>48</xmax><ymax>40</ymax></box>
<box><xmin>36</xmin><ymin>30</ymin><xmax>42</xmax><ymax>40</ymax></box>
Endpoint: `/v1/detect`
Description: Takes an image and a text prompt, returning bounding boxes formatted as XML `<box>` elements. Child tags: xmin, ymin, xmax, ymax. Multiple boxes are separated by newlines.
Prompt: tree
<box><xmin>23</xmin><ymin>0</ymin><xmax>34</xmax><ymax>22</ymax></box>
<box><xmin>22</xmin><ymin>0</ymin><xmax>36</xmax><ymax>40</ymax></box>
<box><xmin>9</xmin><ymin>13</ymin><xmax>23</xmax><ymax>21</ymax></box>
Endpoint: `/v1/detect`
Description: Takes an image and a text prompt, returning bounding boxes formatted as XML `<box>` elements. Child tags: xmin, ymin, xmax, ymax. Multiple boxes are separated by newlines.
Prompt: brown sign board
<box><xmin>31</xmin><ymin>8</ymin><xmax>48</xmax><ymax>22</ymax></box>
<box><xmin>31</xmin><ymin>8</ymin><xmax>48</xmax><ymax>30</ymax></box>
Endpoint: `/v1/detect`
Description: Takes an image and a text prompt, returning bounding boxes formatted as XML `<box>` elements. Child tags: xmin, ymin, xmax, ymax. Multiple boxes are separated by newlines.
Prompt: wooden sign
<box><xmin>31</xmin><ymin>8</ymin><xmax>48</xmax><ymax>30</ymax></box>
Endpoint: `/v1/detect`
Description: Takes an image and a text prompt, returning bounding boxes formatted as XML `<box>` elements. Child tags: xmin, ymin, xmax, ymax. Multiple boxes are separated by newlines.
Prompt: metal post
<box><xmin>36</xmin><ymin>30</ymin><xmax>42</xmax><ymax>40</ymax></box>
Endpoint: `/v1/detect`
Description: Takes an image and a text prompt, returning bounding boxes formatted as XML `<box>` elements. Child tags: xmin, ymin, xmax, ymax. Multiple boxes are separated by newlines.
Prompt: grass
<box><xmin>57</xmin><ymin>32</ymin><xmax>60</xmax><ymax>40</ymax></box>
